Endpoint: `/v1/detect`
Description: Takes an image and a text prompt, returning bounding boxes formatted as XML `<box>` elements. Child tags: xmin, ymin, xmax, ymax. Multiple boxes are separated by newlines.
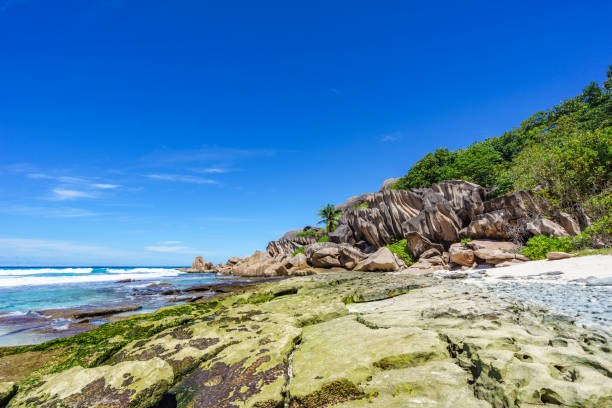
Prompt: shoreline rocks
<box><xmin>2</xmin><ymin>272</ymin><xmax>610</xmax><ymax>407</ymax></box>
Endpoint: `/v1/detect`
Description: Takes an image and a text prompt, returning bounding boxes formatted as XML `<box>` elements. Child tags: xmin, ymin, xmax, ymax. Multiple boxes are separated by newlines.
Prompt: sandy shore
<box><xmin>476</xmin><ymin>254</ymin><xmax>612</xmax><ymax>283</ymax></box>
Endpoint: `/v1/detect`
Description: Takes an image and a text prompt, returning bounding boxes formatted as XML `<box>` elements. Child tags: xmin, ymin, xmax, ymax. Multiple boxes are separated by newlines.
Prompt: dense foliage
<box><xmin>385</xmin><ymin>239</ymin><xmax>413</xmax><ymax>266</ymax></box>
<box><xmin>519</xmin><ymin>235</ymin><xmax>573</xmax><ymax>260</ymax></box>
<box><xmin>392</xmin><ymin>66</ymin><xmax>612</xmax><ymax>243</ymax></box>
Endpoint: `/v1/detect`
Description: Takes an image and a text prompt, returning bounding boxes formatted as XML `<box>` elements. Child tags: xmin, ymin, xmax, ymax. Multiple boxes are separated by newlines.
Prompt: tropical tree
<box><xmin>317</xmin><ymin>204</ymin><xmax>342</xmax><ymax>232</ymax></box>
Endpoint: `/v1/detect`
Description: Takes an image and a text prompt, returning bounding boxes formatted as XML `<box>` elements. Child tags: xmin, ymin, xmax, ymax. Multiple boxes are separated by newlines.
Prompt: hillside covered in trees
<box><xmin>392</xmin><ymin>65</ymin><xmax>612</xmax><ymax>246</ymax></box>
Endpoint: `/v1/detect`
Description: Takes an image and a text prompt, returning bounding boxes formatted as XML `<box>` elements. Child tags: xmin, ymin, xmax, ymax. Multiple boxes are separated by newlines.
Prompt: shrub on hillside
<box><xmin>519</xmin><ymin>235</ymin><xmax>573</xmax><ymax>260</ymax></box>
<box><xmin>317</xmin><ymin>235</ymin><xmax>329</xmax><ymax>243</ymax></box>
<box><xmin>385</xmin><ymin>239</ymin><xmax>413</xmax><ymax>266</ymax></box>
<box><xmin>292</xmin><ymin>247</ymin><xmax>305</xmax><ymax>256</ymax></box>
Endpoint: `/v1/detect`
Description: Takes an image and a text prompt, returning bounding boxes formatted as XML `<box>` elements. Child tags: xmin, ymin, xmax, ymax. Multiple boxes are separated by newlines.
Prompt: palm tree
<box><xmin>317</xmin><ymin>204</ymin><xmax>342</xmax><ymax>232</ymax></box>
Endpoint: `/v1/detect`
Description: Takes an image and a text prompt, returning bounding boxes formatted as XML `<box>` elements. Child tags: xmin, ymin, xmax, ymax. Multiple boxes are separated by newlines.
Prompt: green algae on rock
<box><xmin>0</xmin><ymin>271</ymin><xmax>611</xmax><ymax>407</ymax></box>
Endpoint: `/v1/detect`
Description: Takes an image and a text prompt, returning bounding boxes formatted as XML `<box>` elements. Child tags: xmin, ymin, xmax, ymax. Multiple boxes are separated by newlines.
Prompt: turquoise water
<box><xmin>0</xmin><ymin>266</ymin><xmax>227</xmax><ymax>313</ymax></box>
<box><xmin>0</xmin><ymin>266</ymin><xmax>233</xmax><ymax>346</ymax></box>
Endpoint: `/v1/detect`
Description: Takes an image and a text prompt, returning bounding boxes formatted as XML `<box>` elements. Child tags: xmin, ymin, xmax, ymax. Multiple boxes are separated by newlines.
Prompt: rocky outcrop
<box><xmin>353</xmin><ymin>247</ymin><xmax>401</xmax><ymax>272</ymax></box>
<box><xmin>526</xmin><ymin>218</ymin><xmax>569</xmax><ymax>238</ymax></box>
<box><xmin>266</xmin><ymin>227</ymin><xmax>320</xmax><ymax>257</ymax></box>
<box><xmin>379</xmin><ymin>177</ymin><xmax>400</xmax><ymax>191</ymax></box>
<box><xmin>304</xmin><ymin>242</ymin><xmax>367</xmax><ymax>269</ymax></box>
<box><xmin>329</xmin><ymin>181</ymin><xmax>488</xmax><ymax>254</ymax></box>
<box><xmin>178</xmin><ymin>256</ymin><xmax>216</xmax><ymax>273</ymax></box>
<box><xmin>230</xmin><ymin>251</ymin><xmax>289</xmax><ymax>277</ymax></box>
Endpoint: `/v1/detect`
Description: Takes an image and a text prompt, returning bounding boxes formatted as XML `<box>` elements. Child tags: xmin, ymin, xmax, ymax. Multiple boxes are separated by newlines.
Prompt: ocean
<box><xmin>0</xmin><ymin>266</ymin><xmax>231</xmax><ymax>347</ymax></box>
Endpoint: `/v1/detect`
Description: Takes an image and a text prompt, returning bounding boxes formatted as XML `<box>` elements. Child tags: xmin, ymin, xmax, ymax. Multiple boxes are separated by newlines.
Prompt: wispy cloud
<box><xmin>144</xmin><ymin>245</ymin><xmax>188</xmax><ymax>253</ymax></box>
<box><xmin>381</xmin><ymin>132</ymin><xmax>402</xmax><ymax>142</ymax></box>
<box><xmin>144</xmin><ymin>243</ymin><xmax>211</xmax><ymax>255</ymax></box>
<box><xmin>52</xmin><ymin>188</ymin><xmax>98</xmax><ymax>200</ymax></box>
<box><xmin>0</xmin><ymin>238</ymin><xmax>130</xmax><ymax>258</ymax></box>
<box><xmin>3</xmin><ymin>163</ymin><xmax>37</xmax><ymax>173</ymax></box>
<box><xmin>159</xmin><ymin>240</ymin><xmax>182</xmax><ymax>245</ymax></box>
<box><xmin>190</xmin><ymin>168</ymin><xmax>231</xmax><ymax>174</ymax></box>
<box><xmin>145</xmin><ymin>174</ymin><xmax>217</xmax><ymax>184</ymax></box>
<box><xmin>199</xmin><ymin>216</ymin><xmax>262</xmax><ymax>223</ymax></box>
<box><xmin>92</xmin><ymin>183</ymin><xmax>120</xmax><ymax>189</ymax></box>
<box><xmin>141</xmin><ymin>147</ymin><xmax>275</xmax><ymax>165</ymax></box>
<box><xmin>0</xmin><ymin>205</ymin><xmax>99</xmax><ymax>218</ymax></box>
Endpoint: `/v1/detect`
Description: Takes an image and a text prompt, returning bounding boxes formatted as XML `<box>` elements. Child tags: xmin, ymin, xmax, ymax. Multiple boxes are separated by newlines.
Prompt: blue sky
<box><xmin>1</xmin><ymin>0</ymin><xmax>611</xmax><ymax>266</ymax></box>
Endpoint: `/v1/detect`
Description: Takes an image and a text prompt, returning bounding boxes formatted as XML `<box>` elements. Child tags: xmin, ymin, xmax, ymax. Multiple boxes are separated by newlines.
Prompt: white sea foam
<box><xmin>106</xmin><ymin>268</ymin><xmax>181</xmax><ymax>274</ymax></box>
<box><xmin>0</xmin><ymin>270</ymin><xmax>182</xmax><ymax>288</ymax></box>
<box><xmin>0</xmin><ymin>268</ymin><xmax>94</xmax><ymax>276</ymax></box>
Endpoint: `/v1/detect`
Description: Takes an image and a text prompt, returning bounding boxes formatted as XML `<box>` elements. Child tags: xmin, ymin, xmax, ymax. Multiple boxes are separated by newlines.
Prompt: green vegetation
<box><xmin>460</xmin><ymin>238</ymin><xmax>472</xmax><ymax>244</ymax></box>
<box><xmin>296</xmin><ymin>230</ymin><xmax>318</xmax><ymax>238</ymax></box>
<box><xmin>354</xmin><ymin>201</ymin><xmax>369</xmax><ymax>210</ymax></box>
<box><xmin>573</xmin><ymin>247</ymin><xmax>612</xmax><ymax>257</ymax></box>
<box><xmin>318</xmin><ymin>204</ymin><xmax>343</xmax><ymax>232</ymax></box>
<box><xmin>292</xmin><ymin>246</ymin><xmax>305</xmax><ymax>256</ymax></box>
<box><xmin>317</xmin><ymin>235</ymin><xmax>329</xmax><ymax>243</ymax></box>
<box><xmin>392</xmin><ymin>66</ymin><xmax>611</xmax><ymax>246</ymax></box>
<box><xmin>385</xmin><ymin>239</ymin><xmax>413</xmax><ymax>266</ymax></box>
<box><xmin>519</xmin><ymin>235</ymin><xmax>573</xmax><ymax>260</ymax></box>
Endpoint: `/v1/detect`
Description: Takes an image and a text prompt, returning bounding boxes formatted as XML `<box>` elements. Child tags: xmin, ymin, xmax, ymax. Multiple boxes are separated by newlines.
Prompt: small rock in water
<box><xmin>586</xmin><ymin>278</ymin><xmax>612</xmax><ymax>287</ymax></box>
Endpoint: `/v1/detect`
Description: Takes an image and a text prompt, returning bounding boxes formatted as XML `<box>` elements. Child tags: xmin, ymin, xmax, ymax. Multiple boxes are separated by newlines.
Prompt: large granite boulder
<box><xmin>231</xmin><ymin>251</ymin><xmax>289</xmax><ymax>277</ymax></box>
<box><xmin>449</xmin><ymin>243</ymin><xmax>475</xmax><ymax>267</ymax></box>
<box><xmin>304</xmin><ymin>242</ymin><xmax>367</xmax><ymax>269</ymax></box>
<box><xmin>354</xmin><ymin>247</ymin><xmax>401</xmax><ymax>272</ymax></box>
<box><xmin>466</xmin><ymin>239</ymin><xmax>530</xmax><ymax>264</ymax></box>
<box><xmin>526</xmin><ymin>218</ymin><xmax>570</xmax><ymax>238</ymax></box>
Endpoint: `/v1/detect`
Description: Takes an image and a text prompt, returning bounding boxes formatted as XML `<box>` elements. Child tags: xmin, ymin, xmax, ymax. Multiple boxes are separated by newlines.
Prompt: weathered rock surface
<box><xmin>1</xmin><ymin>272</ymin><xmax>610</xmax><ymax>407</ymax></box>
<box><xmin>379</xmin><ymin>177</ymin><xmax>400</xmax><ymax>191</ymax></box>
<box><xmin>547</xmin><ymin>251</ymin><xmax>575</xmax><ymax>260</ymax></box>
<box><xmin>230</xmin><ymin>250</ymin><xmax>289</xmax><ymax>277</ymax></box>
<box><xmin>178</xmin><ymin>256</ymin><xmax>217</xmax><ymax>273</ymax></box>
<box><xmin>449</xmin><ymin>243</ymin><xmax>475</xmax><ymax>266</ymax></box>
<box><xmin>304</xmin><ymin>242</ymin><xmax>367</xmax><ymax>269</ymax></box>
<box><xmin>464</xmin><ymin>239</ymin><xmax>530</xmax><ymax>264</ymax></box>
<box><xmin>267</xmin><ymin>227</ymin><xmax>321</xmax><ymax>257</ymax></box>
<box><xmin>353</xmin><ymin>247</ymin><xmax>400</xmax><ymax>272</ymax></box>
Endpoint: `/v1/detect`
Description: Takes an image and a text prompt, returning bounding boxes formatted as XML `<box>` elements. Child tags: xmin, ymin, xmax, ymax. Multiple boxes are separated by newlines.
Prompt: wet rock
<box><xmin>7</xmin><ymin>359</ymin><xmax>173</xmax><ymax>408</ymax></box>
<box><xmin>72</xmin><ymin>305</ymin><xmax>143</xmax><ymax>320</ymax></box>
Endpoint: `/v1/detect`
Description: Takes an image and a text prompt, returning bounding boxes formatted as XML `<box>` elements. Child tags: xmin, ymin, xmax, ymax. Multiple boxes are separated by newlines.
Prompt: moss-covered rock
<box><xmin>0</xmin><ymin>272</ymin><xmax>611</xmax><ymax>407</ymax></box>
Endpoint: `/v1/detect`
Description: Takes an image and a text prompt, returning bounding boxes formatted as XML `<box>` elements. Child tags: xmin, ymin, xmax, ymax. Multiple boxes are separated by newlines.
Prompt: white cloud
<box><xmin>141</xmin><ymin>147</ymin><xmax>275</xmax><ymax>164</ymax></box>
<box><xmin>0</xmin><ymin>205</ymin><xmax>99</xmax><ymax>218</ymax></box>
<box><xmin>199</xmin><ymin>216</ymin><xmax>262</xmax><ymax>223</ymax></box>
<box><xmin>52</xmin><ymin>188</ymin><xmax>98</xmax><ymax>200</ymax></box>
<box><xmin>92</xmin><ymin>183</ymin><xmax>120</xmax><ymax>189</ymax></box>
<box><xmin>0</xmin><ymin>238</ymin><xmax>130</xmax><ymax>259</ymax></box>
<box><xmin>145</xmin><ymin>174</ymin><xmax>217</xmax><ymax>184</ymax></box>
<box><xmin>159</xmin><ymin>240</ymin><xmax>182</xmax><ymax>245</ymax></box>
<box><xmin>381</xmin><ymin>133</ymin><xmax>402</xmax><ymax>142</ymax></box>
<box><xmin>144</xmin><ymin>245</ymin><xmax>188</xmax><ymax>253</ymax></box>
<box><xmin>194</xmin><ymin>168</ymin><xmax>230</xmax><ymax>174</ymax></box>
